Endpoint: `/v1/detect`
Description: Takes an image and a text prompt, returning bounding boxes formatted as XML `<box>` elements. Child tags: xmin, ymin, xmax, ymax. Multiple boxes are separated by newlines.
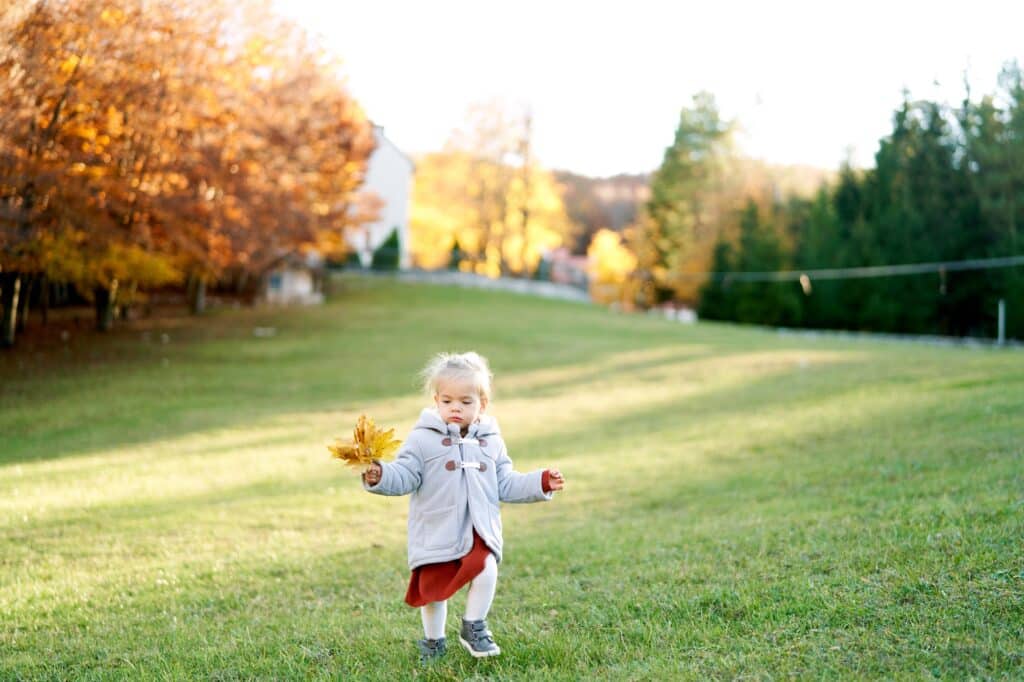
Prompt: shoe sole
<box><xmin>459</xmin><ymin>636</ymin><xmax>501</xmax><ymax>658</ymax></box>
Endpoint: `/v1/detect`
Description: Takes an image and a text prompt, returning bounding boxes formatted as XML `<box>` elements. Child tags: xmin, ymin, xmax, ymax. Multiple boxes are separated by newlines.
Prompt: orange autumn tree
<box><xmin>0</xmin><ymin>0</ymin><xmax>374</xmax><ymax>344</ymax></box>
<box><xmin>2</xmin><ymin>1</ymin><xmax>213</xmax><ymax>332</ymax></box>
<box><xmin>172</xmin><ymin>5</ymin><xmax>375</xmax><ymax>310</ymax></box>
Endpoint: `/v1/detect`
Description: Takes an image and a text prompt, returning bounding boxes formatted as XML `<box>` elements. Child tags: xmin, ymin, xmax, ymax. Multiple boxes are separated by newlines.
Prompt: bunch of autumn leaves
<box><xmin>329</xmin><ymin>415</ymin><xmax>400</xmax><ymax>471</ymax></box>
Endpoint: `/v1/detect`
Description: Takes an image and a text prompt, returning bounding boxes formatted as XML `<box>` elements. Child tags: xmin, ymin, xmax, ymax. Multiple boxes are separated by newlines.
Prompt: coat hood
<box><xmin>414</xmin><ymin>408</ymin><xmax>501</xmax><ymax>437</ymax></box>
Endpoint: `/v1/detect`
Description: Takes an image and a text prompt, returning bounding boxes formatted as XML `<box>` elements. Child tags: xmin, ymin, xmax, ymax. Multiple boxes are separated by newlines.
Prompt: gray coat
<box><xmin>364</xmin><ymin>408</ymin><xmax>551</xmax><ymax>569</ymax></box>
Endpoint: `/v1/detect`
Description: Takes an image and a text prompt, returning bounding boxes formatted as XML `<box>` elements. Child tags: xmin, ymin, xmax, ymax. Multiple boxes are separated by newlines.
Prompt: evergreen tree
<box><xmin>956</xmin><ymin>93</ymin><xmax>1006</xmax><ymax>336</ymax></box>
<box><xmin>964</xmin><ymin>62</ymin><xmax>1024</xmax><ymax>338</ymax></box>
<box><xmin>859</xmin><ymin>98</ymin><xmax>966</xmax><ymax>333</ymax></box>
<box><xmin>638</xmin><ymin>92</ymin><xmax>734</xmax><ymax>303</ymax></box>
<box><xmin>792</xmin><ymin>188</ymin><xmax>842</xmax><ymax>329</ymax></box>
<box><xmin>371</xmin><ymin>229</ymin><xmax>400</xmax><ymax>270</ymax></box>
<box><xmin>999</xmin><ymin>63</ymin><xmax>1024</xmax><ymax>338</ymax></box>
<box><xmin>448</xmin><ymin>238</ymin><xmax>464</xmax><ymax>271</ymax></box>
<box><xmin>732</xmin><ymin>200</ymin><xmax>801</xmax><ymax>327</ymax></box>
<box><xmin>697</xmin><ymin>238</ymin><xmax>734</xmax><ymax>321</ymax></box>
<box><xmin>686</xmin><ymin>66</ymin><xmax>1024</xmax><ymax>340</ymax></box>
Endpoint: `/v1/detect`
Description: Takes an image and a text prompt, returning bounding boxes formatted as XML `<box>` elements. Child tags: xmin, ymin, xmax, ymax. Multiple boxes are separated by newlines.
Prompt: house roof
<box><xmin>370</xmin><ymin>123</ymin><xmax>416</xmax><ymax>171</ymax></box>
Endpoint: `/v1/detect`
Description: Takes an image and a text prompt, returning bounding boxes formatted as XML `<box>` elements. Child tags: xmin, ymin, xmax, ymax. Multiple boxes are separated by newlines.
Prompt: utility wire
<box><xmin>667</xmin><ymin>254</ymin><xmax>1024</xmax><ymax>282</ymax></box>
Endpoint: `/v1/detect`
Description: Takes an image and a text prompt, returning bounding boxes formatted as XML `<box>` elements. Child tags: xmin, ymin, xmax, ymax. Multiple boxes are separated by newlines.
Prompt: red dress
<box><xmin>404</xmin><ymin>470</ymin><xmax>552</xmax><ymax>607</ymax></box>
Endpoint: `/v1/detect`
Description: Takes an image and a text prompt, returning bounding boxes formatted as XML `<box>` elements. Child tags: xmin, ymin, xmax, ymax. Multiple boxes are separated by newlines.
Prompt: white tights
<box><xmin>420</xmin><ymin>553</ymin><xmax>498</xmax><ymax>639</ymax></box>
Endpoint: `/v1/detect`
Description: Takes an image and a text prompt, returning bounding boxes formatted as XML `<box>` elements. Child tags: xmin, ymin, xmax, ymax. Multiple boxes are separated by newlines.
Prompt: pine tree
<box><xmin>697</xmin><ymin>238</ymin><xmax>734</xmax><ymax>321</ymax></box>
<box><xmin>791</xmin><ymin>188</ymin><xmax>842</xmax><ymax>329</ymax></box>
<box><xmin>371</xmin><ymin>229</ymin><xmax>401</xmax><ymax>270</ymax></box>
<box><xmin>999</xmin><ymin>63</ymin><xmax>1024</xmax><ymax>337</ymax></box>
<box><xmin>731</xmin><ymin>200</ymin><xmax>800</xmax><ymax>327</ymax></box>
<box><xmin>639</xmin><ymin>92</ymin><xmax>734</xmax><ymax>304</ymax></box>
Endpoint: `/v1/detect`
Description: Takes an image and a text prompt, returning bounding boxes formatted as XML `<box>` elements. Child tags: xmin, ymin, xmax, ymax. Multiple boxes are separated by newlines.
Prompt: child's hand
<box><xmin>363</xmin><ymin>462</ymin><xmax>382</xmax><ymax>486</ymax></box>
<box><xmin>547</xmin><ymin>468</ymin><xmax>565</xmax><ymax>491</ymax></box>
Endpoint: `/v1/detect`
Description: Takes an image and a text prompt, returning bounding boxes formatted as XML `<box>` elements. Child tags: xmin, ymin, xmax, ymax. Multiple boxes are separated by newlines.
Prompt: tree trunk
<box><xmin>94</xmin><ymin>283</ymin><xmax>117</xmax><ymax>332</ymax></box>
<box><xmin>1</xmin><ymin>272</ymin><xmax>22</xmax><ymax>348</ymax></box>
<box><xmin>188</xmin><ymin>274</ymin><xmax>206</xmax><ymax>315</ymax></box>
<box><xmin>118</xmin><ymin>281</ymin><xmax>137</xmax><ymax>320</ymax></box>
<box><xmin>40</xmin><ymin>275</ymin><xmax>49</xmax><ymax>325</ymax></box>
<box><xmin>237</xmin><ymin>271</ymin><xmax>256</xmax><ymax>304</ymax></box>
<box><xmin>518</xmin><ymin>203</ymin><xmax>531</xmax><ymax>278</ymax></box>
<box><xmin>518</xmin><ymin>113</ymin><xmax>533</xmax><ymax>278</ymax></box>
<box><xmin>15</xmin><ymin>274</ymin><xmax>33</xmax><ymax>333</ymax></box>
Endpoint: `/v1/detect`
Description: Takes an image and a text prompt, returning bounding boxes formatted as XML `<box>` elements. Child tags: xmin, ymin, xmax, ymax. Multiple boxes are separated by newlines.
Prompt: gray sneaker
<box><xmin>417</xmin><ymin>637</ymin><xmax>446</xmax><ymax>663</ymax></box>
<box><xmin>459</xmin><ymin>618</ymin><xmax>501</xmax><ymax>657</ymax></box>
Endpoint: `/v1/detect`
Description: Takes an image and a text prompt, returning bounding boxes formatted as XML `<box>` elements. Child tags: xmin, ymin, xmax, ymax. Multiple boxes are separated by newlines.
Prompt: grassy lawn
<box><xmin>1</xmin><ymin>275</ymin><xmax>1022</xmax><ymax>680</ymax></box>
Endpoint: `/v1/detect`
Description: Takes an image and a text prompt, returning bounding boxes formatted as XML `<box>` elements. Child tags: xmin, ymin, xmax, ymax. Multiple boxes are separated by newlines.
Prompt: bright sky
<box><xmin>276</xmin><ymin>0</ymin><xmax>1023</xmax><ymax>178</ymax></box>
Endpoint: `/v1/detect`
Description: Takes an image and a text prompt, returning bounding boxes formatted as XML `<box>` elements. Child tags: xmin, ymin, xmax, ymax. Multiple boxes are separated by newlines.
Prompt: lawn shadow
<box><xmin>1</xmin><ymin>281</ymin><xmax>711</xmax><ymax>466</ymax></box>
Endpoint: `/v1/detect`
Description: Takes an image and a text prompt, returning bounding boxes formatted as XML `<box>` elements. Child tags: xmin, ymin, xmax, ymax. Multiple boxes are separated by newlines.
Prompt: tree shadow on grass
<box><xmin>1</xmin><ymin>280</ymin><xmax>721</xmax><ymax>467</ymax></box>
<box><xmin>3</xmin><ymin>345</ymin><xmax>892</xmax><ymax>566</ymax></box>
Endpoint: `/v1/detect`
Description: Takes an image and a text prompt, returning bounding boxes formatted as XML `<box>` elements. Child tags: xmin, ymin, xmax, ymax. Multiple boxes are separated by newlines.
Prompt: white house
<box><xmin>348</xmin><ymin>125</ymin><xmax>414</xmax><ymax>268</ymax></box>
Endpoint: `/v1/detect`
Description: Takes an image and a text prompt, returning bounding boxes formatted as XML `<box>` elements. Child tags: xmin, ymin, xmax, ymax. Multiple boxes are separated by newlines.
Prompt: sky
<box><xmin>276</xmin><ymin>0</ymin><xmax>1024</xmax><ymax>178</ymax></box>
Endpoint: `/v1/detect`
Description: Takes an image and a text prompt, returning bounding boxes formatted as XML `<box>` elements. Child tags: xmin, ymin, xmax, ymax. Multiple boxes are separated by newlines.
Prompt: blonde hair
<box><xmin>422</xmin><ymin>351</ymin><xmax>493</xmax><ymax>401</ymax></box>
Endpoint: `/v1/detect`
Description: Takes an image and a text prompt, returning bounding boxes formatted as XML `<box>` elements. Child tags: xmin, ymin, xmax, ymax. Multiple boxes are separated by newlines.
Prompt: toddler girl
<box><xmin>362</xmin><ymin>351</ymin><xmax>565</xmax><ymax>660</ymax></box>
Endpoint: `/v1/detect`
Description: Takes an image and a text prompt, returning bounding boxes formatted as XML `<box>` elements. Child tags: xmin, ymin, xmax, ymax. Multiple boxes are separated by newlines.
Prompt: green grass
<box><xmin>1</xmin><ymin>275</ymin><xmax>1022</xmax><ymax>680</ymax></box>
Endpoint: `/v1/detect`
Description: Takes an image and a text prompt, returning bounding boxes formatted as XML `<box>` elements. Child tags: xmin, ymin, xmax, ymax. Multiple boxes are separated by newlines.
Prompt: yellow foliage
<box><xmin>328</xmin><ymin>415</ymin><xmax>401</xmax><ymax>469</ymax></box>
<box><xmin>409</xmin><ymin>151</ymin><xmax>573</xmax><ymax>275</ymax></box>
<box><xmin>91</xmin><ymin>243</ymin><xmax>182</xmax><ymax>290</ymax></box>
<box><xmin>106</xmin><ymin>106</ymin><xmax>124</xmax><ymax>136</ymax></box>
<box><xmin>59</xmin><ymin>54</ymin><xmax>80</xmax><ymax>75</ymax></box>
<box><xmin>588</xmin><ymin>229</ymin><xmax>637</xmax><ymax>305</ymax></box>
<box><xmin>99</xmin><ymin>8</ymin><xmax>126</xmax><ymax>25</ymax></box>
<box><xmin>35</xmin><ymin>229</ymin><xmax>88</xmax><ymax>281</ymax></box>
<box><xmin>70</xmin><ymin>125</ymin><xmax>97</xmax><ymax>141</ymax></box>
<box><xmin>30</xmin><ymin>231</ymin><xmax>181</xmax><ymax>293</ymax></box>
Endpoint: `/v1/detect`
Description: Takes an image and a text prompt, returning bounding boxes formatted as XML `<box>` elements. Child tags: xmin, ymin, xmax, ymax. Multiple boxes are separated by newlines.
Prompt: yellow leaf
<box><xmin>100</xmin><ymin>8</ymin><xmax>125</xmax><ymax>25</ymax></box>
<box><xmin>59</xmin><ymin>55</ymin><xmax>80</xmax><ymax>75</ymax></box>
<box><xmin>107</xmin><ymin>107</ymin><xmax>124</xmax><ymax>136</ymax></box>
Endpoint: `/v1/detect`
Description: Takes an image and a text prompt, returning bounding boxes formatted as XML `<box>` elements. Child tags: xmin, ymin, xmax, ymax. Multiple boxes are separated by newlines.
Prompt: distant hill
<box><xmin>554</xmin><ymin>171</ymin><xmax>651</xmax><ymax>253</ymax></box>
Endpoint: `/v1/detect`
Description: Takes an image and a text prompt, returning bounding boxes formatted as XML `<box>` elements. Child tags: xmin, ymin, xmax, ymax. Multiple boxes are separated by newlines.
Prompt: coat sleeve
<box><xmin>495</xmin><ymin>441</ymin><xmax>553</xmax><ymax>503</ymax></box>
<box><xmin>363</xmin><ymin>436</ymin><xmax>422</xmax><ymax>496</ymax></box>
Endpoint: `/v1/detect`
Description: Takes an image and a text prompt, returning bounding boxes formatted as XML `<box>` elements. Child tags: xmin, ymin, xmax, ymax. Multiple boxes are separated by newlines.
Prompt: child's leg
<box><xmin>464</xmin><ymin>553</ymin><xmax>498</xmax><ymax>621</ymax></box>
<box><xmin>420</xmin><ymin>600</ymin><xmax>447</xmax><ymax>640</ymax></box>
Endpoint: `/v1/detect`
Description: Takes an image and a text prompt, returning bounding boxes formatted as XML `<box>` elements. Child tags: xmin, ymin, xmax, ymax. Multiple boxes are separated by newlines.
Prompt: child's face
<box><xmin>434</xmin><ymin>377</ymin><xmax>487</xmax><ymax>430</ymax></box>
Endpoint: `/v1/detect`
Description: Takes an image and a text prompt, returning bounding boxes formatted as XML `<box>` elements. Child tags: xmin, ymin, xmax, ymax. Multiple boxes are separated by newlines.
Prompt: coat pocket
<box><xmin>418</xmin><ymin>505</ymin><xmax>457</xmax><ymax>550</ymax></box>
